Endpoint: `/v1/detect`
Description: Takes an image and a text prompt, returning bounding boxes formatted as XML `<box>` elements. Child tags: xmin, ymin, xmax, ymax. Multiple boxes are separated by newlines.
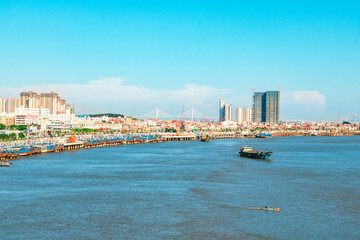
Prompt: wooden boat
<box><xmin>239</xmin><ymin>147</ymin><xmax>272</xmax><ymax>160</ymax></box>
<box><xmin>251</xmin><ymin>207</ymin><xmax>280</xmax><ymax>212</ymax></box>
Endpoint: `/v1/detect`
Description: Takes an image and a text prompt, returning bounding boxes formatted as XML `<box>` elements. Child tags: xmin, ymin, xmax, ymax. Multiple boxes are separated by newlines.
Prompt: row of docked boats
<box><xmin>0</xmin><ymin>134</ymin><xmax>165</xmax><ymax>163</ymax></box>
<box><xmin>0</xmin><ymin>144</ymin><xmax>64</xmax><ymax>161</ymax></box>
<box><xmin>83</xmin><ymin>135</ymin><xmax>165</xmax><ymax>148</ymax></box>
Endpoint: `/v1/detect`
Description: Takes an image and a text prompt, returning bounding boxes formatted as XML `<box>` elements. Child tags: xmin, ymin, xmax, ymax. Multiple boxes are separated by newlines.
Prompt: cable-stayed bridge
<box><xmin>135</xmin><ymin>107</ymin><xmax>218</xmax><ymax>122</ymax></box>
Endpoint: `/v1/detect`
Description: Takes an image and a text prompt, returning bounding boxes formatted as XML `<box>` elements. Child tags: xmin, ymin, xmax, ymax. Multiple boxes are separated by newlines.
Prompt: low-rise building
<box><xmin>15</xmin><ymin>115</ymin><xmax>39</xmax><ymax>125</ymax></box>
<box><xmin>0</xmin><ymin>116</ymin><xmax>15</xmax><ymax>126</ymax></box>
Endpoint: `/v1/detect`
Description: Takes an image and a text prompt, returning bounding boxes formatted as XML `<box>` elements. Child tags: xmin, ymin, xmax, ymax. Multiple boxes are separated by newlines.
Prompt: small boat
<box><xmin>239</xmin><ymin>146</ymin><xmax>273</xmax><ymax>159</ymax></box>
<box><xmin>256</xmin><ymin>133</ymin><xmax>272</xmax><ymax>138</ymax></box>
<box><xmin>200</xmin><ymin>135</ymin><xmax>210</xmax><ymax>142</ymax></box>
<box><xmin>0</xmin><ymin>161</ymin><xmax>12</xmax><ymax>167</ymax></box>
<box><xmin>250</xmin><ymin>207</ymin><xmax>280</xmax><ymax>212</ymax></box>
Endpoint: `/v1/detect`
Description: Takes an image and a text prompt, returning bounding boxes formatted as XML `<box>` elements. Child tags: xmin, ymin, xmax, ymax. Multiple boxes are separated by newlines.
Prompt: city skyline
<box><xmin>1</xmin><ymin>1</ymin><xmax>359</xmax><ymax>121</ymax></box>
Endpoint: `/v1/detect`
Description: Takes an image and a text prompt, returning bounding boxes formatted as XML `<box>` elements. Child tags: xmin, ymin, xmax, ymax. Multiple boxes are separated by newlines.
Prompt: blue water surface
<box><xmin>1</xmin><ymin>136</ymin><xmax>359</xmax><ymax>239</ymax></box>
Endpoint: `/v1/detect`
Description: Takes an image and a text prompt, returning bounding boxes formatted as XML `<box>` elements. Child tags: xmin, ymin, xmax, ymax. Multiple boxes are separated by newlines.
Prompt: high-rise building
<box><xmin>253</xmin><ymin>91</ymin><xmax>279</xmax><ymax>124</ymax></box>
<box><xmin>40</xmin><ymin>92</ymin><xmax>67</xmax><ymax>115</ymax></box>
<box><xmin>224</xmin><ymin>104</ymin><xmax>232</xmax><ymax>122</ymax></box>
<box><xmin>265</xmin><ymin>91</ymin><xmax>280</xmax><ymax>124</ymax></box>
<box><xmin>219</xmin><ymin>99</ymin><xmax>225</xmax><ymax>122</ymax></box>
<box><xmin>219</xmin><ymin>99</ymin><xmax>232</xmax><ymax>122</ymax></box>
<box><xmin>236</xmin><ymin>107</ymin><xmax>252</xmax><ymax>124</ymax></box>
<box><xmin>2</xmin><ymin>98</ymin><xmax>20</xmax><ymax>113</ymax></box>
<box><xmin>20</xmin><ymin>91</ymin><xmax>40</xmax><ymax>109</ymax></box>
<box><xmin>253</xmin><ymin>92</ymin><xmax>266</xmax><ymax>123</ymax></box>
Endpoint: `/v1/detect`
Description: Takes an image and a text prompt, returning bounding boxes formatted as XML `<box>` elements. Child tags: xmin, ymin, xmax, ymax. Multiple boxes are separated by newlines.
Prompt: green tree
<box><xmin>0</xmin><ymin>133</ymin><xmax>8</xmax><ymax>141</ymax></box>
<box><xmin>0</xmin><ymin>124</ymin><xmax>5</xmax><ymax>130</ymax></box>
<box><xmin>9</xmin><ymin>133</ymin><xmax>17</xmax><ymax>141</ymax></box>
<box><xmin>18</xmin><ymin>132</ymin><xmax>26</xmax><ymax>139</ymax></box>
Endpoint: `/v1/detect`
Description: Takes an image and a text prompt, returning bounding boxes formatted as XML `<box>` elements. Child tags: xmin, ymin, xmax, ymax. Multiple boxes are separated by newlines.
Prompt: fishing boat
<box><xmin>250</xmin><ymin>207</ymin><xmax>280</xmax><ymax>212</ymax></box>
<box><xmin>239</xmin><ymin>146</ymin><xmax>273</xmax><ymax>159</ymax></box>
<box><xmin>256</xmin><ymin>133</ymin><xmax>272</xmax><ymax>138</ymax></box>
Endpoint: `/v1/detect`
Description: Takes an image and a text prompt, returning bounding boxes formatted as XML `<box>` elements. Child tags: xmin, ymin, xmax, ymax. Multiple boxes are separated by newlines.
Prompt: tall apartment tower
<box><xmin>253</xmin><ymin>91</ymin><xmax>279</xmax><ymax>124</ymax></box>
<box><xmin>39</xmin><ymin>92</ymin><xmax>67</xmax><ymax>115</ymax></box>
<box><xmin>219</xmin><ymin>99</ymin><xmax>225</xmax><ymax>122</ymax></box>
<box><xmin>20</xmin><ymin>91</ymin><xmax>40</xmax><ymax>108</ymax></box>
<box><xmin>236</xmin><ymin>107</ymin><xmax>252</xmax><ymax>124</ymax></box>
<box><xmin>224</xmin><ymin>104</ymin><xmax>232</xmax><ymax>122</ymax></box>
<box><xmin>2</xmin><ymin>98</ymin><xmax>20</xmax><ymax>113</ymax></box>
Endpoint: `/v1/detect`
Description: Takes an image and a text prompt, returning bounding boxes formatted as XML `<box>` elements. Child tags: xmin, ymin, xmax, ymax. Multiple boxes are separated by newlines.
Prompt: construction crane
<box><xmin>241</xmin><ymin>87</ymin><xmax>256</xmax><ymax>96</ymax></box>
<box><xmin>277</xmin><ymin>86</ymin><xmax>283</xmax><ymax>92</ymax></box>
<box><xmin>82</xmin><ymin>107</ymin><xmax>86</xmax><ymax>116</ymax></box>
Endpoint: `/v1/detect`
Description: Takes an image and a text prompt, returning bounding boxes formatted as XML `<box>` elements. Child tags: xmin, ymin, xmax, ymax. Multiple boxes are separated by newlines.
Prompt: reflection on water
<box><xmin>1</xmin><ymin>136</ymin><xmax>360</xmax><ymax>239</ymax></box>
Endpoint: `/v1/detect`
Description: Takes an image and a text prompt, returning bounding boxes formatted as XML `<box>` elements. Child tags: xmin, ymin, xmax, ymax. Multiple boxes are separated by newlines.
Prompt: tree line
<box><xmin>0</xmin><ymin>124</ymin><xmax>28</xmax><ymax>131</ymax></box>
<box><xmin>0</xmin><ymin>132</ymin><xmax>26</xmax><ymax>141</ymax></box>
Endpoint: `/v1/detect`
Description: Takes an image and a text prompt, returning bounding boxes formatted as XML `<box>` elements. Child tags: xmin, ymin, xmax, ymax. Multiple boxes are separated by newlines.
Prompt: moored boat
<box><xmin>256</xmin><ymin>133</ymin><xmax>272</xmax><ymax>138</ymax></box>
<box><xmin>200</xmin><ymin>135</ymin><xmax>210</xmax><ymax>142</ymax></box>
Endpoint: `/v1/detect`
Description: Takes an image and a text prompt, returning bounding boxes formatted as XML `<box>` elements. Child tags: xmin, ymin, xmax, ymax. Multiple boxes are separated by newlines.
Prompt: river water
<box><xmin>1</xmin><ymin>136</ymin><xmax>359</xmax><ymax>239</ymax></box>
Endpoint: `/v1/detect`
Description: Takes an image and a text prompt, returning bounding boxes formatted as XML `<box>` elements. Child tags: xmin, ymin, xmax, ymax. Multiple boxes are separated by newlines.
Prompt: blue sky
<box><xmin>0</xmin><ymin>1</ymin><xmax>359</xmax><ymax>121</ymax></box>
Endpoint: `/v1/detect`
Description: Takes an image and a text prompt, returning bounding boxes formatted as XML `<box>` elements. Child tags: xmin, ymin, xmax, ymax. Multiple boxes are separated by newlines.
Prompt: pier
<box><xmin>164</xmin><ymin>135</ymin><xmax>197</xmax><ymax>141</ymax></box>
<box><xmin>63</xmin><ymin>142</ymin><xmax>84</xmax><ymax>151</ymax></box>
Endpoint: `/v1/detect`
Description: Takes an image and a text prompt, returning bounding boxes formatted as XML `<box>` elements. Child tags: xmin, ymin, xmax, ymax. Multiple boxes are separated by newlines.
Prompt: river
<box><xmin>1</xmin><ymin>136</ymin><xmax>359</xmax><ymax>239</ymax></box>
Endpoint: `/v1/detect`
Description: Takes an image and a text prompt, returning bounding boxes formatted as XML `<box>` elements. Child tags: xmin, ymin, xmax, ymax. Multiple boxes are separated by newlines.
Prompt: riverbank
<box><xmin>1</xmin><ymin>131</ymin><xmax>359</xmax><ymax>162</ymax></box>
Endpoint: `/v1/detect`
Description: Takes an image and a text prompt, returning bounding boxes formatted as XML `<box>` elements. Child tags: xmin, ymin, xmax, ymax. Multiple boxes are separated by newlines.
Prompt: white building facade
<box><xmin>236</xmin><ymin>107</ymin><xmax>253</xmax><ymax>124</ymax></box>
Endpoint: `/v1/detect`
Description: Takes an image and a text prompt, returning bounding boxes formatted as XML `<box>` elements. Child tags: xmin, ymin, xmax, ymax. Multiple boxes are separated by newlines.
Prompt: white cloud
<box><xmin>0</xmin><ymin>79</ymin><xmax>232</xmax><ymax>117</ymax></box>
<box><xmin>281</xmin><ymin>90</ymin><xmax>326</xmax><ymax>108</ymax></box>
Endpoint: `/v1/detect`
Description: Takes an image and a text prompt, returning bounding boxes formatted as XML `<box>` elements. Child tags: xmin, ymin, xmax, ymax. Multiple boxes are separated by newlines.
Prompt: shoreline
<box><xmin>1</xmin><ymin>132</ymin><xmax>359</xmax><ymax>163</ymax></box>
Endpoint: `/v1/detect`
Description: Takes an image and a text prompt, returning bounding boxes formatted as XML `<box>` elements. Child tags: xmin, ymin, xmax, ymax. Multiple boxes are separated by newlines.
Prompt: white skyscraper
<box><xmin>236</xmin><ymin>107</ymin><xmax>253</xmax><ymax>124</ymax></box>
<box><xmin>224</xmin><ymin>104</ymin><xmax>232</xmax><ymax>122</ymax></box>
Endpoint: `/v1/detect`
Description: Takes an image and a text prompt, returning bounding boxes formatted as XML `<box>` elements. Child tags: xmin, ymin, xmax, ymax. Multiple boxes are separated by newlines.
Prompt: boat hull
<box><xmin>251</xmin><ymin>207</ymin><xmax>280</xmax><ymax>212</ymax></box>
<box><xmin>239</xmin><ymin>151</ymin><xmax>272</xmax><ymax>159</ymax></box>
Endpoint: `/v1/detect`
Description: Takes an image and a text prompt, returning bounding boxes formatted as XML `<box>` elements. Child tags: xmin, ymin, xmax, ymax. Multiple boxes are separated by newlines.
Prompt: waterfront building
<box><xmin>253</xmin><ymin>91</ymin><xmax>279</xmax><ymax>124</ymax></box>
<box><xmin>236</xmin><ymin>107</ymin><xmax>252</xmax><ymax>124</ymax></box>
<box><xmin>219</xmin><ymin>99</ymin><xmax>232</xmax><ymax>122</ymax></box>
<box><xmin>265</xmin><ymin>91</ymin><xmax>280</xmax><ymax>124</ymax></box>
<box><xmin>219</xmin><ymin>99</ymin><xmax>225</xmax><ymax>122</ymax></box>
<box><xmin>224</xmin><ymin>104</ymin><xmax>232</xmax><ymax>122</ymax></box>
